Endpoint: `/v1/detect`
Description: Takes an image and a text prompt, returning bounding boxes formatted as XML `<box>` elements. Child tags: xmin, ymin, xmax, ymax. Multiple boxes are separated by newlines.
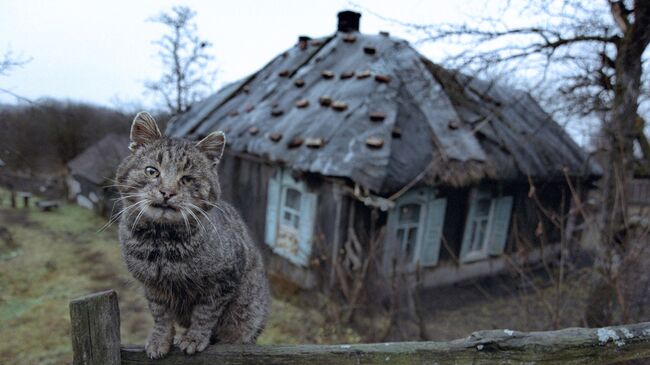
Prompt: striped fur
<box><xmin>115</xmin><ymin>114</ymin><xmax>270</xmax><ymax>359</ymax></box>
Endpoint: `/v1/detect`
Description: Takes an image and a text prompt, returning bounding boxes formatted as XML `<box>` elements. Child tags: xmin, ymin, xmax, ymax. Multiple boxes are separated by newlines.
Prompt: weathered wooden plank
<box><xmin>69</xmin><ymin>290</ymin><xmax>650</xmax><ymax>364</ymax></box>
<box><xmin>120</xmin><ymin>322</ymin><xmax>650</xmax><ymax>365</ymax></box>
<box><xmin>70</xmin><ymin>290</ymin><xmax>121</xmax><ymax>365</ymax></box>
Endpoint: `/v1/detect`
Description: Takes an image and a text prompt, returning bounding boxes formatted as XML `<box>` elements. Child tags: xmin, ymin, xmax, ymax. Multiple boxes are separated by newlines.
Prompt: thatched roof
<box><xmin>167</xmin><ymin>18</ymin><xmax>600</xmax><ymax>194</ymax></box>
<box><xmin>67</xmin><ymin>133</ymin><xmax>130</xmax><ymax>185</ymax></box>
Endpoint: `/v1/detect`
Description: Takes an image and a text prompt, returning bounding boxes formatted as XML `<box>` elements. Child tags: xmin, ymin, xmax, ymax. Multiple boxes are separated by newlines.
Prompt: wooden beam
<box><xmin>69</xmin><ymin>291</ymin><xmax>650</xmax><ymax>364</ymax></box>
<box><xmin>328</xmin><ymin>183</ymin><xmax>344</xmax><ymax>288</ymax></box>
<box><xmin>121</xmin><ymin>322</ymin><xmax>650</xmax><ymax>364</ymax></box>
<box><xmin>70</xmin><ymin>290</ymin><xmax>121</xmax><ymax>365</ymax></box>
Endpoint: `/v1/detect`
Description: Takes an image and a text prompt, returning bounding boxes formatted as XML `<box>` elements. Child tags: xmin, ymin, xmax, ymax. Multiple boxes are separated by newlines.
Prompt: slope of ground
<box><xmin>0</xmin><ymin>193</ymin><xmax>358</xmax><ymax>365</ymax></box>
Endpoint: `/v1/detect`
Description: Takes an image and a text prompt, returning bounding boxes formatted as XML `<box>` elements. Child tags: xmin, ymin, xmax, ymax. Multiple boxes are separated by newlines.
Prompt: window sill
<box><xmin>395</xmin><ymin>261</ymin><xmax>439</xmax><ymax>273</ymax></box>
<box><xmin>459</xmin><ymin>251</ymin><xmax>489</xmax><ymax>264</ymax></box>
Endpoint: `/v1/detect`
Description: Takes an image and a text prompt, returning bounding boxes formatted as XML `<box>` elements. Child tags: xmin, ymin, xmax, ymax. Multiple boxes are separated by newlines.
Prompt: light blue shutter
<box><xmin>264</xmin><ymin>170</ymin><xmax>281</xmax><ymax>247</ymax></box>
<box><xmin>459</xmin><ymin>190</ymin><xmax>479</xmax><ymax>263</ymax></box>
<box><xmin>419</xmin><ymin>197</ymin><xmax>447</xmax><ymax>266</ymax></box>
<box><xmin>488</xmin><ymin>196</ymin><xmax>513</xmax><ymax>256</ymax></box>
<box><xmin>297</xmin><ymin>191</ymin><xmax>317</xmax><ymax>266</ymax></box>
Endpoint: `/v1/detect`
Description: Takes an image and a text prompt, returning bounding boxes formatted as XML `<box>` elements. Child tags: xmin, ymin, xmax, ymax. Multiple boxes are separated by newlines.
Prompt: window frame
<box><xmin>280</xmin><ymin>186</ymin><xmax>302</xmax><ymax>232</ymax></box>
<box><xmin>394</xmin><ymin>201</ymin><xmax>426</xmax><ymax>264</ymax></box>
<box><xmin>265</xmin><ymin>168</ymin><xmax>318</xmax><ymax>267</ymax></box>
<box><xmin>459</xmin><ymin>187</ymin><xmax>513</xmax><ymax>263</ymax></box>
<box><xmin>385</xmin><ymin>187</ymin><xmax>446</xmax><ymax>269</ymax></box>
<box><xmin>463</xmin><ymin>191</ymin><xmax>495</xmax><ymax>262</ymax></box>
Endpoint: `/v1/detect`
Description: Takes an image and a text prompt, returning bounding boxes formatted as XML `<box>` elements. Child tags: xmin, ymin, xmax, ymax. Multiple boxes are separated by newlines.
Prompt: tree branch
<box><xmin>610</xmin><ymin>1</ymin><xmax>630</xmax><ymax>33</ymax></box>
<box><xmin>145</xmin><ymin>6</ymin><xmax>217</xmax><ymax>114</ymax></box>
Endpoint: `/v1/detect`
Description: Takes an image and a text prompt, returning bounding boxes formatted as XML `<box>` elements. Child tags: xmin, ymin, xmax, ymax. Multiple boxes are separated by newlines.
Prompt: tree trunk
<box><xmin>587</xmin><ymin>0</ymin><xmax>650</xmax><ymax>326</ymax></box>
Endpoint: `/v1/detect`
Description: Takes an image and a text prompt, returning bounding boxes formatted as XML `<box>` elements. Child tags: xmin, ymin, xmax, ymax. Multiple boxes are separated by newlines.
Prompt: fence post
<box><xmin>70</xmin><ymin>290</ymin><xmax>121</xmax><ymax>365</ymax></box>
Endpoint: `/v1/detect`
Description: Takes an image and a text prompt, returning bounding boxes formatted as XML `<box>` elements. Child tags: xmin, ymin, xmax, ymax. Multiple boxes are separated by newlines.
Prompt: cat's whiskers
<box><xmin>111</xmin><ymin>194</ymin><xmax>145</xmax><ymax>207</ymax></box>
<box><xmin>107</xmin><ymin>194</ymin><xmax>145</xmax><ymax>214</ymax></box>
<box><xmin>185</xmin><ymin>202</ymin><xmax>218</xmax><ymax>232</ymax></box>
<box><xmin>116</xmin><ymin>200</ymin><xmax>149</xmax><ymax>228</ymax></box>
<box><xmin>131</xmin><ymin>200</ymin><xmax>151</xmax><ymax>232</ymax></box>
<box><xmin>114</xmin><ymin>192</ymin><xmax>145</xmax><ymax>199</ymax></box>
<box><xmin>185</xmin><ymin>202</ymin><xmax>223</xmax><ymax>244</ymax></box>
<box><xmin>196</xmin><ymin>200</ymin><xmax>227</xmax><ymax>242</ymax></box>
<box><xmin>106</xmin><ymin>197</ymin><xmax>129</xmax><ymax>225</ymax></box>
<box><xmin>103</xmin><ymin>177</ymin><xmax>133</xmax><ymax>188</ymax></box>
<box><xmin>104</xmin><ymin>183</ymin><xmax>136</xmax><ymax>189</ymax></box>
<box><xmin>183</xmin><ymin>205</ymin><xmax>207</xmax><ymax>234</ymax></box>
<box><xmin>179</xmin><ymin>208</ymin><xmax>190</xmax><ymax>235</ymax></box>
<box><xmin>198</xmin><ymin>199</ymin><xmax>226</xmax><ymax>215</ymax></box>
<box><xmin>104</xmin><ymin>182</ymin><xmax>139</xmax><ymax>194</ymax></box>
<box><xmin>98</xmin><ymin>198</ymin><xmax>147</xmax><ymax>232</ymax></box>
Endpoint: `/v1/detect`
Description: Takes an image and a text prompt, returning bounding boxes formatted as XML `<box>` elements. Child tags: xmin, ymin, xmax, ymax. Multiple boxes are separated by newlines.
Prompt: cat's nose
<box><xmin>159</xmin><ymin>190</ymin><xmax>176</xmax><ymax>200</ymax></box>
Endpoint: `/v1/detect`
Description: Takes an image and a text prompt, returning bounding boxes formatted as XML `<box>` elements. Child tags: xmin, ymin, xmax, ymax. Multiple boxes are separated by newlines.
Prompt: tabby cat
<box><xmin>115</xmin><ymin>112</ymin><xmax>269</xmax><ymax>359</ymax></box>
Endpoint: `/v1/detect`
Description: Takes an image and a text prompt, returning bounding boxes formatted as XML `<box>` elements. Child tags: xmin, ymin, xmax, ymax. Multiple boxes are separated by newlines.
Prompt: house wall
<box><xmin>384</xmin><ymin>181</ymin><xmax>571</xmax><ymax>288</ymax></box>
<box><xmin>438</xmin><ymin>181</ymin><xmax>568</xmax><ymax>262</ymax></box>
<box><xmin>219</xmin><ymin>150</ymin><xmax>572</xmax><ymax>290</ymax></box>
<box><xmin>420</xmin><ymin>242</ymin><xmax>562</xmax><ymax>287</ymax></box>
<box><xmin>66</xmin><ymin>175</ymin><xmax>119</xmax><ymax>218</ymax></box>
<box><xmin>218</xmin><ymin>152</ymin><xmax>348</xmax><ymax>289</ymax></box>
<box><xmin>68</xmin><ymin>175</ymin><xmax>100</xmax><ymax>211</ymax></box>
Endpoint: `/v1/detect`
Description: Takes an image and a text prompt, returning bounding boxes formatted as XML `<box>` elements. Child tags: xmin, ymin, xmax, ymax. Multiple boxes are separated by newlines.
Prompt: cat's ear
<box><xmin>129</xmin><ymin>112</ymin><xmax>162</xmax><ymax>152</ymax></box>
<box><xmin>196</xmin><ymin>131</ymin><xmax>226</xmax><ymax>163</ymax></box>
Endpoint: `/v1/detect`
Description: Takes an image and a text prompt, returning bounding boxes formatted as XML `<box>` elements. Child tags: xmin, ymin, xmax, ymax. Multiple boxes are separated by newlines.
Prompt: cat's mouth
<box><xmin>150</xmin><ymin>202</ymin><xmax>179</xmax><ymax>211</ymax></box>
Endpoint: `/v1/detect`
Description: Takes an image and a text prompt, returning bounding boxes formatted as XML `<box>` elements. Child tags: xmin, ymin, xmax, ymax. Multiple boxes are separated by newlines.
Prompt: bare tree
<box><xmin>145</xmin><ymin>6</ymin><xmax>217</xmax><ymax>115</ymax></box>
<box><xmin>0</xmin><ymin>48</ymin><xmax>32</xmax><ymax>103</ymax></box>
<box><xmin>358</xmin><ymin>0</ymin><xmax>650</xmax><ymax>326</ymax></box>
<box><xmin>0</xmin><ymin>49</ymin><xmax>30</xmax><ymax>76</ymax></box>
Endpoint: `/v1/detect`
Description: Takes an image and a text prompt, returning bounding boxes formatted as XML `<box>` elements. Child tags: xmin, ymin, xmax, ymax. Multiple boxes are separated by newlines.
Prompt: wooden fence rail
<box><xmin>70</xmin><ymin>290</ymin><xmax>650</xmax><ymax>365</ymax></box>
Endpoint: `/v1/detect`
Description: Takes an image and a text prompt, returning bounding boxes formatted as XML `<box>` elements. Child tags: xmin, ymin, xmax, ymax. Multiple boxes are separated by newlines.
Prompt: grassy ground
<box><xmin>0</xmin><ymin>194</ymin><xmax>357</xmax><ymax>365</ymax></box>
<box><xmin>0</xmin><ymin>190</ymin><xmax>597</xmax><ymax>364</ymax></box>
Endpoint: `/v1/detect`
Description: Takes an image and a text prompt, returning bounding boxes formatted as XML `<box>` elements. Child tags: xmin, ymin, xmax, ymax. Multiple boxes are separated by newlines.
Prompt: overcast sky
<box><xmin>0</xmin><ymin>0</ymin><xmax>484</xmax><ymax>109</ymax></box>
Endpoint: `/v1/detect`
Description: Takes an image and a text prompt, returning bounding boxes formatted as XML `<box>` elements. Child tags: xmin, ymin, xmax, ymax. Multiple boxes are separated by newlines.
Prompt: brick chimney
<box><xmin>337</xmin><ymin>10</ymin><xmax>361</xmax><ymax>32</ymax></box>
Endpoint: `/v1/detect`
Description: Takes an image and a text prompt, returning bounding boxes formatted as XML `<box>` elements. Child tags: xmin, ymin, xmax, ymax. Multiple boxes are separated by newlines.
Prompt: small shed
<box><xmin>67</xmin><ymin>133</ymin><xmax>130</xmax><ymax>216</ymax></box>
<box><xmin>167</xmin><ymin>11</ymin><xmax>600</xmax><ymax>290</ymax></box>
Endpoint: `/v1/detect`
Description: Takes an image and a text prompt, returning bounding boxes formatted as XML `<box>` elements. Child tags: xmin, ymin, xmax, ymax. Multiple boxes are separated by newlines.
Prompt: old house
<box><xmin>66</xmin><ymin>133</ymin><xmax>130</xmax><ymax>216</ymax></box>
<box><xmin>166</xmin><ymin>11</ymin><xmax>600</xmax><ymax>290</ymax></box>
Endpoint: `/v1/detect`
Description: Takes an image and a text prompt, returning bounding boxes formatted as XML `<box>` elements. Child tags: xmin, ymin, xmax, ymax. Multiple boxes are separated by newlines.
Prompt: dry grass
<box><xmin>419</xmin><ymin>271</ymin><xmax>592</xmax><ymax>341</ymax></box>
<box><xmin>0</xmin><ymin>198</ymin><xmax>148</xmax><ymax>365</ymax></box>
<box><xmin>0</xmin><ymin>192</ymin><xmax>358</xmax><ymax>365</ymax></box>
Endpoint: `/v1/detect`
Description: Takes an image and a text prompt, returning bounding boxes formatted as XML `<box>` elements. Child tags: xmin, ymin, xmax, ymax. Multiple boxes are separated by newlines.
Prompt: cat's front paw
<box><xmin>177</xmin><ymin>330</ymin><xmax>211</xmax><ymax>355</ymax></box>
<box><xmin>145</xmin><ymin>332</ymin><xmax>173</xmax><ymax>359</ymax></box>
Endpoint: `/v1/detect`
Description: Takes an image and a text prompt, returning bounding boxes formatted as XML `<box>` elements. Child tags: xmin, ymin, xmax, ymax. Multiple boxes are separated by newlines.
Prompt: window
<box><xmin>385</xmin><ymin>188</ymin><xmax>447</xmax><ymax>269</ymax></box>
<box><xmin>466</xmin><ymin>196</ymin><xmax>493</xmax><ymax>258</ymax></box>
<box><xmin>396</xmin><ymin>203</ymin><xmax>422</xmax><ymax>262</ymax></box>
<box><xmin>460</xmin><ymin>188</ymin><xmax>513</xmax><ymax>263</ymax></box>
<box><xmin>265</xmin><ymin>169</ymin><xmax>317</xmax><ymax>267</ymax></box>
<box><xmin>281</xmin><ymin>187</ymin><xmax>301</xmax><ymax>230</ymax></box>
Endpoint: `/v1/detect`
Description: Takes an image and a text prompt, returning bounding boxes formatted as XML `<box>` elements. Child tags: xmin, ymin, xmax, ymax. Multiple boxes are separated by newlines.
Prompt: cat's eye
<box><xmin>144</xmin><ymin>166</ymin><xmax>160</xmax><ymax>177</ymax></box>
<box><xmin>180</xmin><ymin>175</ymin><xmax>193</xmax><ymax>185</ymax></box>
